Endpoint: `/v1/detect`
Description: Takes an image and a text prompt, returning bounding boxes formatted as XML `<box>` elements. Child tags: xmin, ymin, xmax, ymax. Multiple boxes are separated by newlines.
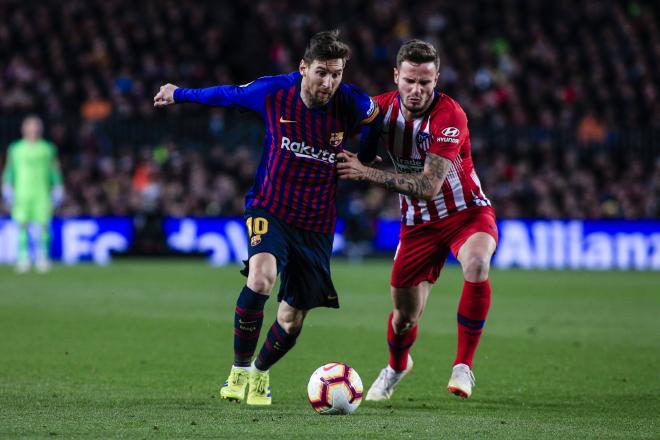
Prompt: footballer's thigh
<box><xmin>390</xmin><ymin>281</ymin><xmax>433</xmax><ymax>334</ymax></box>
<box><xmin>450</xmin><ymin>207</ymin><xmax>499</xmax><ymax>282</ymax></box>
<box><xmin>456</xmin><ymin>234</ymin><xmax>497</xmax><ymax>283</ymax></box>
<box><xmin>244</xmin><ymin>206</ymin><xmax>290</xmax><ymax>295</ymax></box>
<box><xmin>456</xmin><ymin>232</ymin><xmax>497</xmax><ymax>261</ymax></box>
<box><xmin>276</xmin><ymin>300</ymin><xmax>307</xmax><ymax>334</ymax></box>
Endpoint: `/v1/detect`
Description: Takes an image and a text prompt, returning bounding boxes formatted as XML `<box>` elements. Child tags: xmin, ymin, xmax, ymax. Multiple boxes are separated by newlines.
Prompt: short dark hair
<box><xmin>396</xmin><ymin>39</ymin><xmax>440</xmax><ymax>70</ymax></box>
<box><xmin>303</xmin><ymin>30</ymin><xmax>351</xmax><ymax>64</ymax></box>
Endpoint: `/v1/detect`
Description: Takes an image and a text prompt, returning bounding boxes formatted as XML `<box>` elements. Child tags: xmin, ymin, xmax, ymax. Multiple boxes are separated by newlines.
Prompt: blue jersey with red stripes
<box><xmin>174</xmin><ymin>72</ymin><xmax>378</xmax><ymax>233</ymax></box>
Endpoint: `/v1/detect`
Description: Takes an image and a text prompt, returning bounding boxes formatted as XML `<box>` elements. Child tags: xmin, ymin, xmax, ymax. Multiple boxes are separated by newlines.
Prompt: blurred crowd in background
<box><xmin>1</xmin><ymin>0</ymin><xmax>659</xmax><ymax>223</ymax></box>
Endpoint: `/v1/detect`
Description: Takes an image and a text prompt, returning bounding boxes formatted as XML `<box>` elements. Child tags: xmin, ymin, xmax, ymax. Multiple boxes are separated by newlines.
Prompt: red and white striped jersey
<box><xmin>374</xmin><ymin>90</ymin><xmax>491</xmax><ymax>225</ymax></box>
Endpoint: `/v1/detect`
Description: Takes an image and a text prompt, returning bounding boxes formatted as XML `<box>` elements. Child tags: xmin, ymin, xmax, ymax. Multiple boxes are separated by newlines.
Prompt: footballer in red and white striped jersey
<box><xmin>374</xmin><ymin>90</ymin><xmax>491</xmax><ymax>226</ymax></box>
<box><xmin>337</xmin><ymin>39</ymin><xmax>498</xmax><ymax>401</ymax></box>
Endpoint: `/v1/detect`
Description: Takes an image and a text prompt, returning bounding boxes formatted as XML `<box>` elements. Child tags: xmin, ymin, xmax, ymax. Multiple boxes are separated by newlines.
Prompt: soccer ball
<box><xmin>307</xmin><ymin>362</ymin><xmax>363</xmax><ymax>415</ymax></box>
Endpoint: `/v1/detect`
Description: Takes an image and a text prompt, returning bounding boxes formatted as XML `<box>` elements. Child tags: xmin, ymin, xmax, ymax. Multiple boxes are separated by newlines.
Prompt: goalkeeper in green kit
<box><xmin>2</xmin><ymin>116</ymin><xmax>64</xmax><ymax>273</ymax></box>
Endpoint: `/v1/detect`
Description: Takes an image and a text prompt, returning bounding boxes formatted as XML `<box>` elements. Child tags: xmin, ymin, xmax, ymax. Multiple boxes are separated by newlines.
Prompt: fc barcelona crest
<box><xmin>329</xmin><ymin>132</ymin><xmax>344</xmax><ymax>147</ymax></box>
<box><xmin>251</xmin><ymin>235</ymin><xmax>262</xmax><ymax>247</ymax></box>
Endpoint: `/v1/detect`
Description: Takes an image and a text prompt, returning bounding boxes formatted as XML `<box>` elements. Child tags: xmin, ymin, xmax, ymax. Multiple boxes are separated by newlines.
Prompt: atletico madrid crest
<box><xmin>329</xmin><ymin>132</ymin><xmax>344</xmax><ymax>147</ymax></box>
<box><xmin>416</xmin><ymin>132</ymin><xmax>432</xmax><ymax>150</ymax></box>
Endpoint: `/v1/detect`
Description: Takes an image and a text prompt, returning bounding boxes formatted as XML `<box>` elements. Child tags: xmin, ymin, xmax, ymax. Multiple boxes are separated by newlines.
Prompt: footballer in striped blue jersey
<box><xmin>154</xmin><ymin>30</ymin><xmax>381</xmax><ymax>406</ymax></box>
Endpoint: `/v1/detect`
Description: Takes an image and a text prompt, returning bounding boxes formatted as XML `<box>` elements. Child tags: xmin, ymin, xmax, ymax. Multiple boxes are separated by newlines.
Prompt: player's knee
<box><xmin>247</xmin><ymin>270</ymin><xmax>276</xmax><ymax>294</ymax></box>
<box><xmin>392</xmin><ymin>311</ymin><xmax>418</xmax><ymax>334</ymax></box>
<box><xmin>277</xmin><ymin>314</ymin><xmax>304</xmax><ymax>334</ymax></box>
<box><xmin>462</xmin><ymin>254</ymin><xmax>491</xmax><ymax>282</ymax></box>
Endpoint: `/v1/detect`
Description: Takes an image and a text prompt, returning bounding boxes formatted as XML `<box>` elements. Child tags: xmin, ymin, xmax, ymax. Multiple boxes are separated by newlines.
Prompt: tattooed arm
<box><xmin>336</xmin><ymin>150</ymin><xmax>451</xmax><ymax>200</ymax></box>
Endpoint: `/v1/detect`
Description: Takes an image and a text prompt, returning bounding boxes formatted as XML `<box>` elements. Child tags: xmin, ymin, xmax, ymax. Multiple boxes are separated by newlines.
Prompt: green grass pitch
<box><xmin>0</xmin><ymin>261</ymin><xmax>658</xmax><ymax>439</ymax></box>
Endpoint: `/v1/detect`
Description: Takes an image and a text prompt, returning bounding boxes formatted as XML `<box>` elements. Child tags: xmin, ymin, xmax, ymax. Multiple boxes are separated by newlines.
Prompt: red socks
<box><xmin>454</xmin><ymin>279</ymin><xmax>491</xmax><ymax>368</ymax></box>
<box><xmin>387</xmin><ymin>312</ymin><xmax>418</xmax><ymax>372</ymax></box>
<box><xmin>385</xmin><ymin>279</ymin><xmax>491</xmax><ymax>371</ymax></box>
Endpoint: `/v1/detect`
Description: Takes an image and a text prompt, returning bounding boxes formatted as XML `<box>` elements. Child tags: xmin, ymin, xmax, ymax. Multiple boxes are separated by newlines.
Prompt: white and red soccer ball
<box><xmin>307</xmin><ymin>362</ymin><xmax>363</xmax><ymax>415</ymax></box>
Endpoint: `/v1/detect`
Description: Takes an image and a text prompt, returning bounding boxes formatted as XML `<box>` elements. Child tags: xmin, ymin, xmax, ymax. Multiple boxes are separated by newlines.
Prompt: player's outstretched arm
<box><xmin>153</xmin><ymin>78</ymin><xmax>273</xmax><ymax>113</ymax></box>
<box><xmin>337</xmin><ymin>150</ymin><xmax>451</xmax><ymax>201</ymax></box>
<box><xmin>153</xmin><ymin>83</ymin><xmax>179</xmax><ymax>107</ymax></box>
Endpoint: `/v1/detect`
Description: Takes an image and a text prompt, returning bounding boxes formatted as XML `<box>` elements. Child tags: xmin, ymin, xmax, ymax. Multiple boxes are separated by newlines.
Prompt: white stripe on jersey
<box><xmin>412</xmin><ymin>118</ymin><xmax>424</xmax><ymax>160</ymax></box>
<box><xmin>416</xmin><ymin>118</ymin><xmax>431</xmax><ymax>223</ymax></box>
<box><xmin>432</xmin><ymin>187</ymin><xmax>449</xmax><ymax>218</ymax></box>
<box><xmin>418</xmin><ymin>198</ymin><xmax>431</xmax><ymax>222</ymax></box>
<box><xmin>383</xmin><ymin>104</ymin><xmax>394</xmax><ymax>126</ymax></box>
<box><xmin>401</xmin><ymin>195</ymin><xmax>415</xmax><ymax>225</ymax></box>
<box><xmin>393</xmin><ymin>110</ymin><xmax>406</xmax><ymax>158</ymax></box>
<box><xmin>470</xmin><ymin>170</ymin><xmax>490</xmax><ymax>206</ymax></box>
<box><xmin>401</xmin><ymin>195</ymin><xmax>410</xmax><ymax>224</ymax></box>
<box><xmin>446</xmin><ymin>156</ymin><xmax>466</xmax><ymax>210</ymax></box>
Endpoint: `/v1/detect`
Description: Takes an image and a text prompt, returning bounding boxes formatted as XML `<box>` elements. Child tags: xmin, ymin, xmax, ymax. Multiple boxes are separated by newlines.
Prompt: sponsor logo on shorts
<box><xmin>251</xmin><ymin>235</ymin><xmax>262</xmax><ymax>246</ymax></box>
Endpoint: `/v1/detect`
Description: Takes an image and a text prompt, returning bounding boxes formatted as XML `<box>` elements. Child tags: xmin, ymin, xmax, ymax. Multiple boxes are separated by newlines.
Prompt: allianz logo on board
<box><xmin>495</xmin><ymin>220</ymin><xmax>660</xmax><ymax>270</ymax></box>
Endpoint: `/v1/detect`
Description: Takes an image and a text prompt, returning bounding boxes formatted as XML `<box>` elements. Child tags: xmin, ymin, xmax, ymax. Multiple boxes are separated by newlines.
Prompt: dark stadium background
<box><xmin>1</xmin><ymin>0</ymin><xmax>658</xmax><ymax>259</ymax></box>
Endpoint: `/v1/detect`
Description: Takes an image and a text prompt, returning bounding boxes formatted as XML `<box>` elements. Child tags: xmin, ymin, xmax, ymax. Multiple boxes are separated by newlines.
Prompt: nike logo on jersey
<box><xmin>279</xmin><ymin>117</ymin><xmax>297</xmax><ymax>124</ymax></box>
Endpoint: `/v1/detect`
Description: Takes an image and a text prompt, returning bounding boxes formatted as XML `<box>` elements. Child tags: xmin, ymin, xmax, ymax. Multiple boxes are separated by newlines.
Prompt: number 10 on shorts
<box><xmin>246</xmin><ymin>217</ymin><xmax>269</xmax><ymax>237</ymax></box>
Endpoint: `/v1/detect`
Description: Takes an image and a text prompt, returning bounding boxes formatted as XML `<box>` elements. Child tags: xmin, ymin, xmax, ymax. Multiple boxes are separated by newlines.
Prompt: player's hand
<box><xmin>153</xmin><ymin>83</ymin><xmax>179</xmax><ymax>107</ymax></box>
<box><xmin>51</xmin><ymin>185</ymin><xmax>64</xmax><ymax>208</ymax></box>
<box><xmin>1</xmin><ymin>183</ymin><xmax>13</xmax><ymax>208</ymax></box>
<box><xmin>337</xmin><ymin>151</ymin><xmax>369</xmax><ymax>181</ymax></box>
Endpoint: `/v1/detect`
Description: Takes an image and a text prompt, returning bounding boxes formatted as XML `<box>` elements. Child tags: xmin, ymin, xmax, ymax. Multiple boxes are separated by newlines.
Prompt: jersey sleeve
<box><xmin>428</xmin><ymin>105</ymin><xmax>468</xmax><ymax>161</ymax></box>
<box><xmin>372</xmin><ymin>92</ymin><xmax>393</xmax><ymax>112</ymax></box>
<box><xmin>343</xmin><ymin>84</ymin><xmax>380</xmax><ymax>128</ymax></box>
<box><xmin>357</xmin><ymin>110</ymin><xmax>383</xmax><ymax>163</ymax></box>
<box><xmin>173</xmin><ymin>75</ymin><xmax>288</xmax><ymax>114</ymax></box>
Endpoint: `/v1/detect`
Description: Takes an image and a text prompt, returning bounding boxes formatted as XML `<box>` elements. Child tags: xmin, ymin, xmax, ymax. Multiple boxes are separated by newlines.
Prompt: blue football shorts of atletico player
<box><xmin>154</xmin><ymin>30</ymin><xmax>381</xmax><ymax>405</ymax></box>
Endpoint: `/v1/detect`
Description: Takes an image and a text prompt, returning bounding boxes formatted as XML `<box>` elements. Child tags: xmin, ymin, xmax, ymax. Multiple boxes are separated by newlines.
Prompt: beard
<box><xmin>401</xmin><ymin>96</ymin><xmax>431</xmax><ymax>115</ymax></box>
<box><xmin>300</xmin><ymin>86</ymin><xmax>334</xmax><ymax>108</ymax></box>
<box><xmin>313</xmin><ymin>90</ymin><xmax>332</xmax><ymax>105</ymax></box>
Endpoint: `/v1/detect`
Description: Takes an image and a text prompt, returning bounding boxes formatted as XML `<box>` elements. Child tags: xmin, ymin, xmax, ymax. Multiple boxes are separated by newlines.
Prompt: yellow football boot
<box><xmin>246</xmin><ymin>368</ymin><xmax>271</xmax><ymax>406</ymax></box>
<box><xmin>220</xmin><ymin>367</ymin><xmax>249</xmax><ymax>402</ymax></box>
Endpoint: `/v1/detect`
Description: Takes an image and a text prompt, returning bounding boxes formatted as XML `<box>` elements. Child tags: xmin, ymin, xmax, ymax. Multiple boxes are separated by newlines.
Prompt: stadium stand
<box><xmin>1</xmin><ymin>0</ymin><xmax>658</xmax><ymax>222</ymax></box>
